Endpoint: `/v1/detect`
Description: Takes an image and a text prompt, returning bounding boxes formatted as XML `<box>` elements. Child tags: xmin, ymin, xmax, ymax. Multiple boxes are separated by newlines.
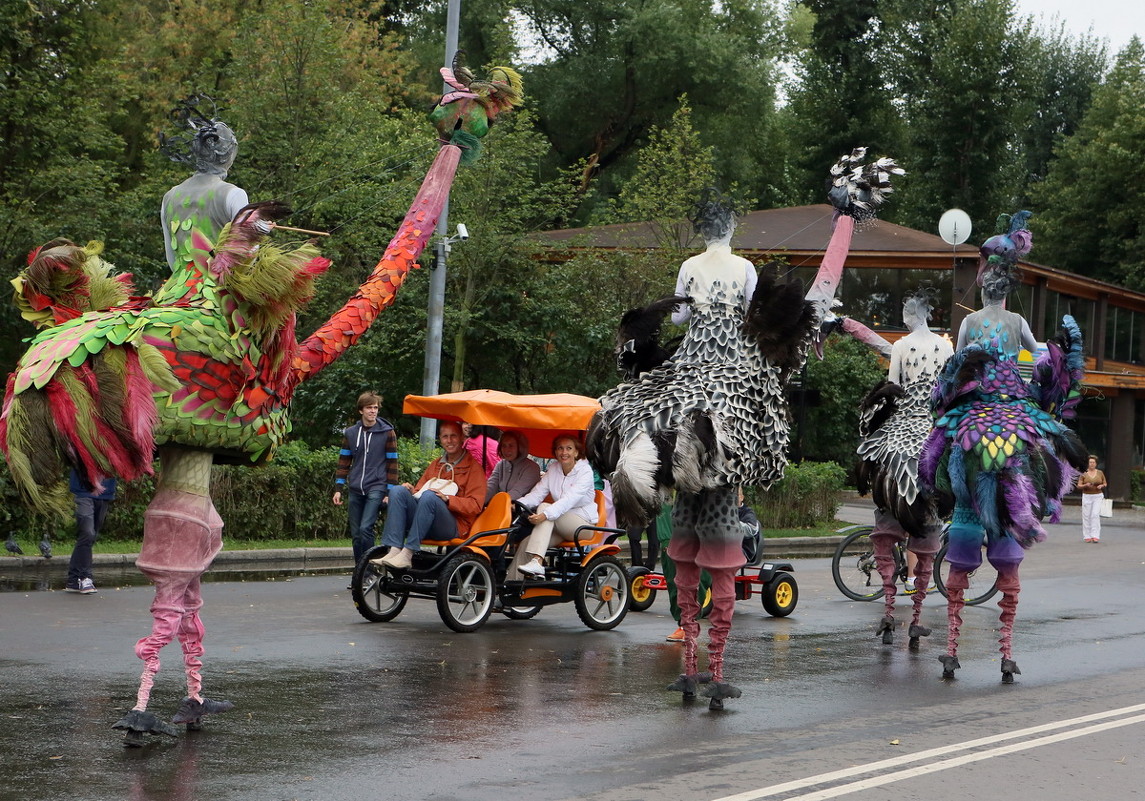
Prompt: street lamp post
<box><xmin>419</xmin><ymin>0</ymin><xmax>462</xmax><ymax>448</ymax></box>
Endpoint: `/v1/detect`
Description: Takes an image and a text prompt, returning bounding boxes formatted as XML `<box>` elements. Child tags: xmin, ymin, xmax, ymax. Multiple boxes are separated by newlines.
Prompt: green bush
<box><xmin>1130</xmin><ymin>468</ymin><xmax>1144</xmax><ymax>502</ymax></box>
<box><xmin>745</xmin><ymin>460</ymin><xmax>846</xmax><ymax>529</ymax></box>
<box><xmin>3</xmin><ymin>436</ymin><xmax>451</xmax><ymax>546</ymax></box>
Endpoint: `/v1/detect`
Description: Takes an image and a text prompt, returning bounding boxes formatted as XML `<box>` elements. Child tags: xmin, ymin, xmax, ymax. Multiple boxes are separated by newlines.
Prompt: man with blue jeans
<box><xmin>374</xmin><ymin>421</ymin><xmax>485</xmax><ymax>570</ymax></box>
<box><xmin>333</xmin><ymin>392</ymin><xmax>399</xmax><ymax>566</ymax></box>
<box><xmin>66</xmin><ymin>469</ymin><xmax>117</xmax><ymax>594</ymax></box>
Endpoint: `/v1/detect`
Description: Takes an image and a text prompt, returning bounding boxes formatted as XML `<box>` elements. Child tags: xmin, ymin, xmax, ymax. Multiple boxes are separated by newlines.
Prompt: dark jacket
<box><xmin>334</xmin><ymin>419</ymin><xmax>398</xmax><ymax>495</ymax></box>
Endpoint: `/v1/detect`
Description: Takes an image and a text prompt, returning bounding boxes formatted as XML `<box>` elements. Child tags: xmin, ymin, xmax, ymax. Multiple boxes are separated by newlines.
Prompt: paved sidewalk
<box><xmin>2</xmin><ymin>493</ymin><xmax>1139</xmax><ymax>573</ymax></box>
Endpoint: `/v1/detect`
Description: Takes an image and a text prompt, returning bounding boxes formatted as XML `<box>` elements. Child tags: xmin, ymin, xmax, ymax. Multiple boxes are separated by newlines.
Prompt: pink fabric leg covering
<box><xmin>133</xmin><ymin>572</ymin><xmax>197</xmax><ymax>710</ymax></box>
<box><xmin>177</xmin><ymin>577</ymin><xmax>207</xmax><ymax>701</ymax></box>
<box><xmin>910</xmin><ymin>552</ymin><xmax>935</xmax><ymax>628</ymax></box>
<box><xmin>871</xmin><ymin>533</ymin><xmax>899</xmax><ymax>623</ymax></box>
<box><xmin>704</xmin><ymin>568</ymin><xmax>737</xmax><ymax>683</ymax></box>
<box><xmin>674</xmin><ymin>559</ymin><xmax>703</xmax><ymax>676</ymax></box>
<box><xmin>944</xmin><ymin>568</ymin><xmax>969</xmax><ymax>658</ymax></box>
<box><xmin>995</xmin><ymin>568</ymin><xmax>1021</xmax><ymax>661</ymax></box>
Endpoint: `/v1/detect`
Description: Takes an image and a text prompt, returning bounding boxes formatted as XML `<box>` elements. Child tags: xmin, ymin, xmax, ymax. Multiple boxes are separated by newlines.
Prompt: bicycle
<box><xmin>831</xmin><ymin>524</ymin><xmax>999</xmax><ymax>605</ymax></box>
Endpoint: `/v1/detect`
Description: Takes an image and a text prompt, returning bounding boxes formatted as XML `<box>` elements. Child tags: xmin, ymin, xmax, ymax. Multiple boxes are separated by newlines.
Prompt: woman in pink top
<box><xmin>462</xmin><ymin>422</ymin><xmax>500</xmax><ymax>478</ymax></box>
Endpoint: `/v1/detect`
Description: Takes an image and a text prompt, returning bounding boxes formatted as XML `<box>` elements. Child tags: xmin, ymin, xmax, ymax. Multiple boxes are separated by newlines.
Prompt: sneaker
<box><xmin>518</xmin><ymin>558</ymin><xmax>545</xmax><ymax>578</ymax></box>
<box><xmin>64</xmin><ymin>583</ymin><xmax>81</xmax><ymax>593</ymax></box>
<box><xmin>78</xmin><ymin>578</ymin><xmax>97</xmax><ymax>594</ymax></box>
<box><xmin>666</xmin><ymin>627</ymin><xmax>685</xmax><ymax>642</ymax></box>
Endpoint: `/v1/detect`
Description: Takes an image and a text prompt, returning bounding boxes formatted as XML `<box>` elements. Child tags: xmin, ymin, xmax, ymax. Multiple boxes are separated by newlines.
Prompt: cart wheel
<box><xmin>762</xmin><ymin>572</ymin><xmax>798</xmax><ymax>617</ymax></box>
<box><xmin>699</xmin><ymin>585</ymin><xmax>714</xmax><ymax>619</ymax></box>
<box><xmin>575</xmin><ymin>556</ymin><xmax>630</xmax><ymax>630</ymax></box>
<box><xmin>627</xmin><ymin>566</ymin><xmax>657</xmax><ymax>612</ymax></box>
<box><xmin>352</xmin><ymin>547</ymin><xmax>408</xmax><ymax>622</ymax></box>
<box><xmin>436</xmin><ymin>553</ymin><xmax>495</xmax><ymax>633</ymax></box>
<box><xmin>502</xmin><ymin>605</ymin><xmax>542</xmax><ymax>620</ymax></box>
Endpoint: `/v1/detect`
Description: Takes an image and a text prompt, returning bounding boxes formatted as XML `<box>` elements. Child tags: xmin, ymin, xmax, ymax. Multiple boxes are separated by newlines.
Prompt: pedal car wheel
<box><xmin>761</xmin><ymin>572</ymin><xmax>798</xmax><ymax>617</ymax></box>
<box><xmin>627</xmin><ymin>566</ymin><xmax>657</xmax><ymax>612</ymax></box>
<box><xmin>436</xmin><ymin>553</ymin><xmax>495</xmax><ymax>633</ymax></box>
<box><xmin>699</xmin><ymin>585</ymin><xmax>714</xmax><ymax>619</ymax></box>
<box><xmin>575</xmin><ymin>556</ymin><xmax>630</xmax><ymax>630</ymax></box>
<box><xmin>352</xmin><ymin>547</ymin><xmax>409</xmax><ymax>622</ymax></box>
<box><xmin>502</xmin><ymin>605</ymin><xmax>543</xmax><ymax>620</ymax></box>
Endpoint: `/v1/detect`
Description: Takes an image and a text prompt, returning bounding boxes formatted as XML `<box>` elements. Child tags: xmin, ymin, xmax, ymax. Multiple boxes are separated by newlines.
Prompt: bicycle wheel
<box><xmin>831</xmin><ymin>527</ymin><xmax>884</xmax><ymax>601</ymax></box>
<box><xmin>933</xmin><ymin>544</ymin><xmax>1000</xmax><ymax>606</ymax></box>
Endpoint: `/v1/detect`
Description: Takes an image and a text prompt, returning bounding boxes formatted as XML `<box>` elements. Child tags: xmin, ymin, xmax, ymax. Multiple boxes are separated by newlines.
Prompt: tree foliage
<box><xmin>1035</xmin><ymin>38</ymin><xmax>1145</xmax><ymax>290</ymax></box>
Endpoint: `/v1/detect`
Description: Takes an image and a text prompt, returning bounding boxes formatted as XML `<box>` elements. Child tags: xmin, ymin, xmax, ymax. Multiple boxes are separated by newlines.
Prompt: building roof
<box><xmin>538</xmin><ymin>204</ymin><xmax>1145</xmax><ymax>309</ymax></box>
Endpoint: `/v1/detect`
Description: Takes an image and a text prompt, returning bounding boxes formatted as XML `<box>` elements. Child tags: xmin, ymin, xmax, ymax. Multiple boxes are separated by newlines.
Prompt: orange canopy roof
<box><xmin>402</xmin><ymin>390</ymin><xmax>601</xmax><ymax>457</ymax></box>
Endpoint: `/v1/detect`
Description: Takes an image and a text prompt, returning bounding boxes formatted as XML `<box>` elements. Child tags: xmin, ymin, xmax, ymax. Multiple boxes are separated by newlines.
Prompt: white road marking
<box><xmin>711</xmin><ymin>703</ymin><xmax>1145</xmax><ymax>801</ymax></box>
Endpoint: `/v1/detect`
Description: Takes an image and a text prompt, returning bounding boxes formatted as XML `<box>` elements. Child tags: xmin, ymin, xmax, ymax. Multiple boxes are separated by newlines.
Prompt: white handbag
<box><xmin>1099</xmin><ymin>497</ymin><xmax>1114</xmax><ymax>518</ymax></box>
<box><xmin>414</xmin><ymin>463</ymin><xmax>459</xmax><ymax>499</ymax></box>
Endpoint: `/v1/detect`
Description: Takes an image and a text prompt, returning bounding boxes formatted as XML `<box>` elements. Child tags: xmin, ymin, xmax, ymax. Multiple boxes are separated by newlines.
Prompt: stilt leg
<box><xmin>909</xmin><ymin>551</ymin><xmax>935</xmax><ymax>646</ymax></box>
<box><xmin>987</xmin><ymin>537</ymin><xmax>1024</xmax><ymax>683</ymax></box>
<box><xmin>872</xmin><ymin>534</ymin><xmax>898</xmax><ymax>644</ymax></box>
<box><xmin>704</xmin><ymin>568</ymin><xmax>737</xmax><ymax>683</ymax></box>
<box><xmin>942</xmin><ymin>567</ymin><xmax>968</xmax><ymax>676</ymax></box>
<box><xmin>674</xmin><ymin>560</ymin><xmax>703</xmax><ymax>678</ymax></box>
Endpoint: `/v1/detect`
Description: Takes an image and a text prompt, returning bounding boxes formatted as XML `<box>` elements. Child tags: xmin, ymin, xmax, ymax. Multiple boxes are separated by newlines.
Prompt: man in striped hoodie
<box><xmin>333</xmin><ymin>392</ymin><xmax>399</xmax><ymax>566</ymax></box>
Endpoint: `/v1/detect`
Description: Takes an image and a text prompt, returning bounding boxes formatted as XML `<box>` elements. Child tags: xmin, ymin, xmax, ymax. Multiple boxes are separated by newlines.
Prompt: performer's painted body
<box><xmin>920</xmin><ymin>212</ymin><xmax>1086</xmax><ymax>682</ymax></box>
<box><xmin>1</xmin><ymin>63</ymin><xmax>524</xmax><ymax>739</ymax></box>
<box><xmin>589</xmin><ymin>151</ymin><xmax>903</xmax><ymax>708</ymax></box>
<box><xmin>854</xmin><ymin>294</ymin><xmax>952</xmax><ymax>646</ymax></box>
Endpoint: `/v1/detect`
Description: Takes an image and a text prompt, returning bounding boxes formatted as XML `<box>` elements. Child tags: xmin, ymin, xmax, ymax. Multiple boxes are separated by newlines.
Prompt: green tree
<box><xmin>1035</xmin><ymin>38</ymin><xmax>1145</xmax><ymax>290</ymax></box>
<box><xmin>885</xmin><ymin>0</ymin><xmax>1036</xmax><ymax>235</ymax></box>
<box><xmin>513</xmin><ymin>0</ymin><xmax>786</xmax><ymax>215</ymax></box>
<box><xmin>799</xmin><ymin>335</ymin><xmax>885</xmax><ymax>471</ymax></box>
<box><xmin>782</xmin><ymin>0</ymin><xmax>906</xmax><ymax>207</ymax></box>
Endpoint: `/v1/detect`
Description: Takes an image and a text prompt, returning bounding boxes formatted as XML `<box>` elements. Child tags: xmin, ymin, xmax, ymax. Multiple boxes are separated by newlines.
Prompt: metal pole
<box><xmin>419</xmin><ymin>0</ymin><xmax>461</xmax><ymax>448</ymax></box>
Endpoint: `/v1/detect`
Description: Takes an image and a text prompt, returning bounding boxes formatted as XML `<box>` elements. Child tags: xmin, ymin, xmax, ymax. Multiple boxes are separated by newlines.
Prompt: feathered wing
<box><xmin>615</xmin><ymin>295</ymin><xmax>690</xmax><ymax>379</ymax></box>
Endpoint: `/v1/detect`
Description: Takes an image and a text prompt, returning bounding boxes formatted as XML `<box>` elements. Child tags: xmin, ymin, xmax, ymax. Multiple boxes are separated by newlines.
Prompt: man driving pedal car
<box><xmin>373</xmin><ymin>421</ymin><xmax>485</xmax><ymax>570</ymax></box>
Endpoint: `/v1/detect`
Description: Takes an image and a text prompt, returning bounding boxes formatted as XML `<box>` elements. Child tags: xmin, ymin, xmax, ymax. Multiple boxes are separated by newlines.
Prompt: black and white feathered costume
<box><xmin>588</xmin><ymin>156</ymin><xmax>901</xmax><ymax>707</ymax></box>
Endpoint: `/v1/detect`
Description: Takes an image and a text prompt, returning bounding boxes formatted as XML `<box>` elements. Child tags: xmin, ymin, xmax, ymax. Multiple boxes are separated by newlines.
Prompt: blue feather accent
<box><xmin>975</xmin><ymin>471</ymin><xmax>1000</xmax><ymax>537</ymax></box>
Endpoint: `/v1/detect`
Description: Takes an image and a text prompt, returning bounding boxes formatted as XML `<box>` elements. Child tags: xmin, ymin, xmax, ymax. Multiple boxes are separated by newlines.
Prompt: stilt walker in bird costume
<box><xmin>852</xmin><ymin>291</ymin><xmax>953</xmax><ymax>647</ymax></box>
<box><xmin>588</xmin><ymin>150</ymin><xmax>902</xmax><ymax>709</ymax></box>
<box><xmin>919</xmin><ymin>211</ymin><xmax>1086</xmax><ymax>683</ymax></box>
<box><xmin>0</xmin><ymin>59</ymin><xmax>522</xmax><ymax>742</ymax></box>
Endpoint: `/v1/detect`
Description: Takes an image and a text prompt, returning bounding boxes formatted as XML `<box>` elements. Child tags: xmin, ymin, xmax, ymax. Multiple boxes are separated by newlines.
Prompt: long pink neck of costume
<box><xmin>290</xmin><ymin>143</ymin><xmax>463</xmax><ymax>388</ymax></box>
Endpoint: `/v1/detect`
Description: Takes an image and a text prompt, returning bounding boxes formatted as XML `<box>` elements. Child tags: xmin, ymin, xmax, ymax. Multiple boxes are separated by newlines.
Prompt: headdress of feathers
<box><xmin>826</xmin><ymin>147</ymin><xmax>905</xmax><ymax>225</ymax></box>
<box><xmin>688</xmin><ymin>187</ymin><xmax>738</xmax><ymax>243</ymax></box>
<box><xmin>976</xmin><ymin>210</ymin><xmax>1031</xmax><ymax>293</ymax></box>
<box><xmin>902</xmin><ymin>286</ymin><xmax>937</xmax><ymax>327</ymax></box>
<box><xmin>433</xmin><ymin>51</ymin><xmax>524</xmax><ymax>164</ymax></box>
<box><xmin>159</xmin><ymin>94</ymin><xmax>239</xmax><ymax>177</ymax></box>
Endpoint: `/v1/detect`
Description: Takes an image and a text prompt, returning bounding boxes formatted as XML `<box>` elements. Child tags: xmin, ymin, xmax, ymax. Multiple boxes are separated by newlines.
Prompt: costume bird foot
<box><xmin>1001</xmin><ymin>659</ymin><xmax>1021</xmax><ymax>684</ymax></box>
<box><xmin>667</xmin><ymin>671</ymin><xmax>712</xmax><ymax>701</ymax></box>
<box><xmin>939</xmin><ymin>654</ymin><xmax>961</xmax><ymax>680</ymax></box>
<box><xmin>702</xmin><ymin>682</ymin><xmax>742</xmax><ymax>710</ymax></box>
<box><xmin>908</xmin><ymin>624</ymin><xmax>931</xmax><ymax>649</ymax></box>
<box><xmin>172</xmin><ymin>696</ymin><xmax>236</xmax><ymax>729</ymax></box>
<box><xmin>877</xmin><ymin>616</ymin><xmax>894</xmax><ymax>645</ymax></box>
<box><xmin>112</xmin><ymin>710</ymin><xmax>180</xmax><ymax>747</ymax></box>
<box><xmin>38</xmin><ymin>537</ymin><xmax>52</xmax><ymax>559</ymax></box>
<box><xmin>4</xmin><ymin>537</ymin><xmax>23</xmax><ymax>556</ymax></box>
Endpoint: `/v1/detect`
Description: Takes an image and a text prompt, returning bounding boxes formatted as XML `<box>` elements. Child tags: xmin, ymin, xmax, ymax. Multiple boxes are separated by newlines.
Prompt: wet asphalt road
<box><xmin>2</xmin><ymin>509</ymin><xmax>1144</xmax><ymax>801</ymax></box>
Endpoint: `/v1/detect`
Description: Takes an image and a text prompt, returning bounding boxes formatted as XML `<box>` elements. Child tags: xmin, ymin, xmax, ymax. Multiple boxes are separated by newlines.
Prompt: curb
<box><xmin>0</xmin><ymin>537</ymin><xmax>849</xmax><ymax>573</ymax></box>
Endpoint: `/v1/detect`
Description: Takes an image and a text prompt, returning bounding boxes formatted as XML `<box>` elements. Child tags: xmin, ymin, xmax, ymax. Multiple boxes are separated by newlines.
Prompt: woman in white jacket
<box><xmin>510</xmin><ymin>436</ymin><xmax>597</xmax><ymax>579</ymax></box>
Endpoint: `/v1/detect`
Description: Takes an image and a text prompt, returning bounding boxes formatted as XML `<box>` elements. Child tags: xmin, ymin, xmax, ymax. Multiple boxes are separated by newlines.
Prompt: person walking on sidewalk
<box><xmin>66</xmin><ymin>469</ymin><xmax>117</xmax><ymax>594</ymax></box>
<box><xmin>333</xmin><ymin>392</ymin><xmax>399</xmax><ymax>566</ymax></box>
<box><xmin>1078</xmin><ymin>455</ymin><xmax>1108</xmax><ymax>543</ymax></box>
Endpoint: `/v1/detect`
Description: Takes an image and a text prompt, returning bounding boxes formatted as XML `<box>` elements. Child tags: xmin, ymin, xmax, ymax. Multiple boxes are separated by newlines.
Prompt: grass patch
<box><xmin>763</xmin><ymin>522</ymin><xmax>855</xmax><ymax>539</ymax></box>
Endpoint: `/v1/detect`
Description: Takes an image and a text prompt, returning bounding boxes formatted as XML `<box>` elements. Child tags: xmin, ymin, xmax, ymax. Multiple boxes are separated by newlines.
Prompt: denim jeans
<box><xmin>381</xmin><ymin>485</ymin><xmax>458</xmax><ymax>550</ymax></box>
<box><xmin>68</xmin><ymin>497</ymin><xmax>110</xmax><ymax>584</ymax></box>
<box><xmin>348</xmin><ymin>490</ymin><xmax>386</xmax><ymax>565</ymax></box>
